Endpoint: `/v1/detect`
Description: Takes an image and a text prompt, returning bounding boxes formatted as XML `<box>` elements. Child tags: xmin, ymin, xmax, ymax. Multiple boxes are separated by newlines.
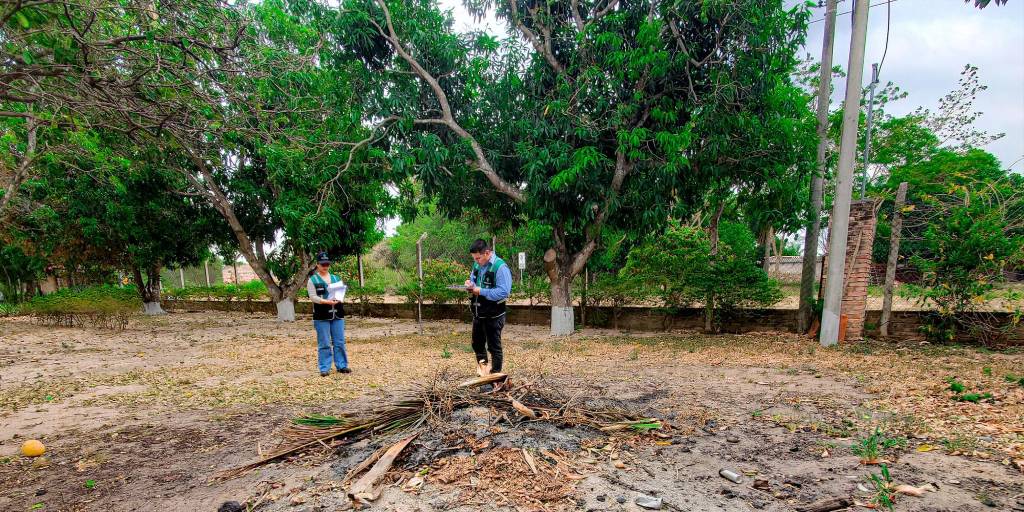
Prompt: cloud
<box><xmin>802</xmin><ymin>0</ymin><xmax>1024</xmax><ymax>171</ymax></box>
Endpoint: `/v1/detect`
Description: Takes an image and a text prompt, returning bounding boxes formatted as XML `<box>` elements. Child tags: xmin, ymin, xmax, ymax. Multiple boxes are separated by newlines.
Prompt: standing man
<box><xmin>465</xmin><ymin>239</ymin><xmax>512</xmax><ymax>377</ymax></box>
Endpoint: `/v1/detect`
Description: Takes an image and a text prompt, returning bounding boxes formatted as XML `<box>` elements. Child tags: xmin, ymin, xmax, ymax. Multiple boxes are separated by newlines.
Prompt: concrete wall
<box><xmin>162</xmin><ymin>300</ymin><xmax>1023</xmax><ymax>346</ymax></box>
<box><xmin>222</xmin><ymin>261</ymin><xmax>260</xmax><ymax>285</ymax></box>
<box><xmin>767</xmin><ymin>256</ymin><xmax>823</xmax><ymax>282</ymax></box>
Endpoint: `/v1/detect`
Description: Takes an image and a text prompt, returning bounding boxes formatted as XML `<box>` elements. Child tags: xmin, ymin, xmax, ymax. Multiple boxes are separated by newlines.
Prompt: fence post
<box><xmin>881</xmin><ymin>182</ymin><xmax>908</xmax><ymax>337</ymax></box>
<box><xmin>417</xmin><ymin>232</ymin><xmax>428</xmax><ymax>335</ymax></box>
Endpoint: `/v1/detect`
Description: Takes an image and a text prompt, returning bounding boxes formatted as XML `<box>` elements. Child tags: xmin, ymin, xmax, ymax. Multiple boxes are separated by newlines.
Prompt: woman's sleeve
<box><xmin>307</xmin><ymin>278</ymin><xmax>325</xmax><ymax>304</ymax></box>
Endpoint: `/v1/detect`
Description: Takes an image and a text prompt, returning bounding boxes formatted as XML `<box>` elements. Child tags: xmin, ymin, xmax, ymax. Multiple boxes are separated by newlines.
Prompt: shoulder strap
<box><xmin>491</xmin><ymin>257</ymin><xmax>505</xmax><ymax>272</ymax></box>
<box><xmin>311</xmin><ymin>274</ymin><xmax>324</xmax><ymax>286</ymax></box>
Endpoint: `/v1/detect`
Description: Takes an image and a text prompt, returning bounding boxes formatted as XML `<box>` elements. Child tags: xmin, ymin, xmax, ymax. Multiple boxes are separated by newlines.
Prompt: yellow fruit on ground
<box><xmin>21</xmin><ymin>439</ymin><xmax>45</xmax><ymax>457</ymax></box>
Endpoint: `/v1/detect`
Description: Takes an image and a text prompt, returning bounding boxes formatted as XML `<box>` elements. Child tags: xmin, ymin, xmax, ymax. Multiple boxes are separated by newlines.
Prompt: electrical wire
<box><xmin>809</xmin><ymin>0</ymin><xmax>901</xmax><ymax>24</ymax></box>
<box><xmin>877</xmin><ymin>0</ymin><xmax>891</xmax><ymax>76</ymax></box>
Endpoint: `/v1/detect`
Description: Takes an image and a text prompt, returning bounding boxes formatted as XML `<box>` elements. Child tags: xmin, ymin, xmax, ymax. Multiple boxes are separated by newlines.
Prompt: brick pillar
<box><xmin>839</xmin><ymin>200</ymin><xmax>878</xmax><ymax>341</ymax></box>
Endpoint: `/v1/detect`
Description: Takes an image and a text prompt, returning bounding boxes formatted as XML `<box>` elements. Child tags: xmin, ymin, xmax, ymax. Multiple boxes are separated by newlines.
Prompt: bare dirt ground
<box><xmin>1</xmin><ymin>312</ymin><xmax>1022</xmax><ymax>512</ymax></box>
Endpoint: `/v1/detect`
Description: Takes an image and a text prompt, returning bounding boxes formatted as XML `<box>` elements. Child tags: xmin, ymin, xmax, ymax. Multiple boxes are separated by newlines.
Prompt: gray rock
<box><xmin>616</xmin><ymin>495</ymin><xmax>627</xmax><ymax>504</ymax></box>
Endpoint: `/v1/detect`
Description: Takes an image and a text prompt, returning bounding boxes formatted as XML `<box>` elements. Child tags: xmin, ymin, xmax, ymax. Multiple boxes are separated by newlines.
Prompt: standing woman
<box><xmin>307</xmin><ymin>251</ymin><xmax>350</xmax><ymax>376</ymax></box>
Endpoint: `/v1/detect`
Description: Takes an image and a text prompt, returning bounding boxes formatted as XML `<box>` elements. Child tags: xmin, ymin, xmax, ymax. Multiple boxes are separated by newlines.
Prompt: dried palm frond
<box><xmin>216</xmin><ymin>371</ymin><xmax>664</xmax><ymax>480</ymax></box>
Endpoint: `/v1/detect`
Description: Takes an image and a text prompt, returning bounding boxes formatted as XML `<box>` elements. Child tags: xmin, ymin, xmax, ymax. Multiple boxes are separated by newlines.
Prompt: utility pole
<box><xmin>861</xmin><ymin>63</ymin><xmax>880</xmax><ymax>199</ymax></box>
<box><xmin>820</xmin><ymin>0</ymin><xmax>871</xmax><ymax>347</ymax></box>
<box><xmin>798</xmin><ymin>0</ymin><xmax>838</xmax><ymax>334</ymax></box>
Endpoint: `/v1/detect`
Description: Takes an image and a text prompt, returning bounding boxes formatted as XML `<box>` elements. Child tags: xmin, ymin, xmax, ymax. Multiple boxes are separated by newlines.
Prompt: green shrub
<box><xmin>624</xmin><ymin>221</ymin><xmax>782</xmax><ymax>331</ymax></box>
<box><xmin>330</xmin><ymin>257</ymin><xmax>390</xmax><ymax>300</ymax></box>
<box><xmin>512</xmin><ymin>275</ymin><xmax>551</xmax><ymax>305</ymax></box>
<box><xmin>908</xmin><ymin>182</ymin><xmax>1023</xmax><ymax>344</ymax></box>
<box><xmin>581</xmin><ymin>273</ymin><xmax>648</xmax><ymax>328</ymax></box>
<box><xmin>165</xmin><ymin>280</ymin><xmax>269</xmax><ymax>302</ymax></box>
<box><xmin>23</xmin><ymin>285</ymin><xmax>141</xmax><ymax>329</ymax></box>
<box><xmin>0</xmin><ymin>302</ymin><xmax>21</xmax><ymax>317</ymax></box>
<box><xmin>398</xmin><ymin>259</ymin><xmax>470</xmax><ymax>305</ymax></box>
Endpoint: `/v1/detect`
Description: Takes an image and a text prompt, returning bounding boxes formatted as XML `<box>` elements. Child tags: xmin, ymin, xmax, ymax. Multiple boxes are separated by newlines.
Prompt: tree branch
<box><xmin>372</xmin><ymin>0</ymin><xmax>525</xmax><ymax>203</ymax></box>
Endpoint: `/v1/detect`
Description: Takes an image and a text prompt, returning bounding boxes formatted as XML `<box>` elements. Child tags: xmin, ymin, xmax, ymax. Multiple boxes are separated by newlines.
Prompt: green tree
<box><xmin>5</xmin><ymin>131</ymin><xmax>222</xmax><ymax>314</ymax></box>
<box><xmin>326</xmin><ymin>0</ymin><xmax>810</xmax><ymax>334</ymax></box>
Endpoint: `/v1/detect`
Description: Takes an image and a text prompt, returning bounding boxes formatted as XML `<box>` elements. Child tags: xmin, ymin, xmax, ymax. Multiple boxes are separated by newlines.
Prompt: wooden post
<box><xmin>416</xmin><ymin>233</ymin><xmax>428</xmax><ymax>335</ymax></box>
<box><xmin>581</xmin><ymin>266</ymin><xmax>588</xmax><ymax>329</ymax></box>
<box><xmin>179</xmin><ymin>268</ymin><xmax>185</xmax><ymax>288</ymax></box>
<box><xmin>880</xmin><ymin>182</ymin><xmax>908</xmax><ymax>337</ymax></box>
<box><xmin>357</xmin><ymin>252</ymin><xmax>365</xmax><ymax>287</ymax></box>
<box><xmin>204</xmin><ymin>259</ymin><xmax>211</xmax><ymax>287</ymax></box>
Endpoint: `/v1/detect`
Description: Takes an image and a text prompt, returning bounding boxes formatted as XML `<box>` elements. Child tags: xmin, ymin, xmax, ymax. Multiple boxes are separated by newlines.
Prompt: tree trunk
<box><xmin>880</xmin><ymin>182</ymin><xmax>908</xmax><ymax>337</ymax></box>
<box><xmin>0</xmin><ymin>116</ymin><xmax>37</xmax><ymax>216</ymax></box>
<box><xmin>708</xmin><ymin>202</ymin><xmax>725</xmax><ymax>254</ymax></box>
<box><xmin>706</xmin><ymin>209</ymin><xmax>725</xmax><ymax>334</ymax></box>
<box><xmin>762</xmin><ymin>226</ymin><xmax>773</xmax><ymax>273</ymax></box>
<box><xmin>133</xmin><ymin>265</ymin><xmax>166</xmax><ymax>315</ymax></box>
<box><xmin>774</xmin><ymin>236</ymin><xmax>782</xmax><ymax>277</ymax></box>
<box><xmin>798</xmin><ymin>0</ymin><xmax>837</xmax><ymax>334</ymax></box>
<box><xmin>545</xmin><ymin>249</ymin><xmax>575</xmax><ymax>335</ymax></box>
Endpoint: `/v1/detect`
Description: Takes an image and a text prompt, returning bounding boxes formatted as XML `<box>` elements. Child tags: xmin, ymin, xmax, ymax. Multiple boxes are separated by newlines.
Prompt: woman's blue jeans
<box><xmin>313</xmin><ymin>319</ymin><xmax>347</xmax><ymax>373</ymax></box>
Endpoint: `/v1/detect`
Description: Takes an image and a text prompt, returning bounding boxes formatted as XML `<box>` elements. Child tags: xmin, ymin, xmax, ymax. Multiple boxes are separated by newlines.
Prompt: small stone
<box><xmin>616</xmin><ymin>495</ymin><xmax>627</xmax><ymax>504</ymax></box>
<box><xmin>752</xmin><ymin>479</ymin><xmax>769</xmax><ymax>490</ymax></box>
<box><xmin>635</xmin><ymin>495</ymin><xmax>663</xmax><ymax>510</ymax></box>
<box><xmin>35</xmin><ymin>489</ymin><xmax>46</xmax><ymax>496</ymax></box>
<box><xmin>948</xmin><ymin>479</ymin><xmax>961</xmax><ymax>485</ymax></box>
<box><xmin>613</xmin><ymin>460</ymin><xmax>626</xmax><ymax>469</ymax></box>
<box><xmin>218</xmin><ymin>502</ymin><xmax>244</xmax><ymax>512</ymax></box>
<box><xmin>789</xmin><ymin>446</ymin><xmax>799</xmax><ymax>452</ymax></box>
<box><xmin>596</xmin><ymin>494</ymin><xmax>606</xmax><ymax>502</ymax></box>
<box><xmin>727</xmin><ymin>437</ymin><xmax>740</xmax><ymax>444</ymax></box>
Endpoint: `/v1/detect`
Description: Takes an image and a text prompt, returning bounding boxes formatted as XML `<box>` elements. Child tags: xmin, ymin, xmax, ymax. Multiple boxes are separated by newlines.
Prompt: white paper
<box><xmin>327</xmin><ymin>281</ymin><xmax>347</xmax><ymax>302</ymax></box>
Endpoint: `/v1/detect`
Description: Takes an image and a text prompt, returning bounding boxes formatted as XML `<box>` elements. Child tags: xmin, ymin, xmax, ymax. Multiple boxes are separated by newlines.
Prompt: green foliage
<box><xmin>866</xmin><ymin>464</ymin><xmax>896</xmax><ymax>511</ymax></box>
<box><xmin>512</xmin><ymin>275</ymin><xmax>552</xmax><ymax>305</ymax></box>
<box><xmin>851</xmin><ymin>428</ymin><xmax>907</xmax><ymax>463</ymax></box>
<box><xmin>905</xmin><ymin>175</ymin><xmax>1023</xmax><ymax>344</ymax></box>
<box><xmin>388</xmin><ymin>205</ymin><xmax>491</xmax><ymax>271</ymax></box>
<box><xmin>325</xmin><ymin>0</ymin><xmax>814</xmax><ymax>308</ymax></box>
<box><xmin>624</xmin><ymin>221</ymin><xmax>783</xmax><ymax>331</ymax></box>
<box><xmin>330</xmin><ymin>256</ymin><xmax>389</xmax><ymax>300</ymax></box>
<box><xmin>946</xmin><ymin>376</ymin><xmax>995</xmax><ymax>403</ymax></box>
<box><xmin>955</xmin><ymin>392</ymin><xmax>993</xmax><ymax>403</ymax></box>
<box><xmin>398</xmin><ymin>259</ymin><xmax>470</xmax><ymax>305</ymax></box>
<box><xmin>1004</xmin><ymin>374</ymin><xmax>1024</xmax><ymax>387</ymax></box>
<box><xmin>0</xmin><ymin>302</ymin><xmax>22</xmax><ymax>317</ymax></box>
<box><xmin>0</xmin><ymin>244</ymin><xmax>45</xmax><ymax>303</ymax></box>
<box><xmin>23</xmin><ymin>285</ymin><xmax>140</xmax><ymax>329</ymax></box>
<box><xmin>165</xmin><ymin>280</ymin><xmax>269</xmax><ymax>302</ymax></box>
<box><xmin>292</xmin><ymin>414</ymin><xmax>345</xmax><ymax>427</ymax></box>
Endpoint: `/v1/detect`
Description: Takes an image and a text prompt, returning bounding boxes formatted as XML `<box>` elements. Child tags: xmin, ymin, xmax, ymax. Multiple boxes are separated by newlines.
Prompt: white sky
<box><xmin>800</xmin><ymin>0</ymin><xmax>1024</xmax><ymax>172</ymax></box>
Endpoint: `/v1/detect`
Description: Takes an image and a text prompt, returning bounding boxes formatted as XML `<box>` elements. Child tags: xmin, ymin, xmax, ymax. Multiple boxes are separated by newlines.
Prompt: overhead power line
<box><xmin>809</xmin><ymin>0</ymin><xmax>901</xmax><ymax>24</ymax></box>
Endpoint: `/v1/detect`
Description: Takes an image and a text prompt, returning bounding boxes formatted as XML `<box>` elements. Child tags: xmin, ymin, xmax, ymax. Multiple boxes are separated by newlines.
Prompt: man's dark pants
<box><xmin>471</xmin><ymin>315</ymin><xmax>505</xmax><ymax>372</ymax></box>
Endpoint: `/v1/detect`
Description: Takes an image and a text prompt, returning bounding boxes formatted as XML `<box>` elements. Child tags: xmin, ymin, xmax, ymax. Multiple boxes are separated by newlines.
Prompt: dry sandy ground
<box><xmin>0</xmin><ymin>312</ymin><xmax>1022</xmax><ymax>512</ymax></box>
